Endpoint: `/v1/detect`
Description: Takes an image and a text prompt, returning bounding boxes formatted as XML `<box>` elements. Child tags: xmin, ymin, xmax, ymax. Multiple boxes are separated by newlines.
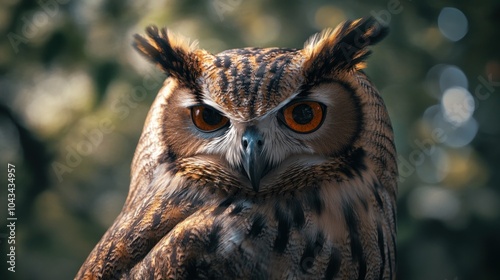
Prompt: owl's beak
<box><xmin>241</xmin><ymin>127</ymin><xmax>267</xmax><ymax>192</ymax></box>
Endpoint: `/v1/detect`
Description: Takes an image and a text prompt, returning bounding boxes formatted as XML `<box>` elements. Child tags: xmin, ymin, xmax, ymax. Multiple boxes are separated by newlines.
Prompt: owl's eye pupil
<box><xmin>280</xmin><ymin>101</ymin><xmax>325</xmax><ymax>134</ymax></box>
<box><xmin>292</xmin><ymin>104</ymin><xmax>314</xmax><ymax>124</ymax></box>
<box><xmin>191</xmin><ymin>105</ymin><xmax>229</xmax><ymax>132</ymax></box>
<box><xmin>202</xmin><ymin>107</ymin><xmax>222</xmax><ymax>125</ymax></box>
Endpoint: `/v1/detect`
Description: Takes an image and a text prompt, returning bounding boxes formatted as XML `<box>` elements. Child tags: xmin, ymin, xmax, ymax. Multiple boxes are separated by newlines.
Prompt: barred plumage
<box><xmin>76</xmin><ymin>16</ymin><xmax>397</xmax><ymax>280</ymax></box>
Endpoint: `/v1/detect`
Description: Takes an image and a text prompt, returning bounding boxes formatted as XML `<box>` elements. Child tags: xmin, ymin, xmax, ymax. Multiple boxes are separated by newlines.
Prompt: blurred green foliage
<box><xmin>1</xmin><ymin>0</ymin><xmax>499</xmax><ymax>279</ymax></box>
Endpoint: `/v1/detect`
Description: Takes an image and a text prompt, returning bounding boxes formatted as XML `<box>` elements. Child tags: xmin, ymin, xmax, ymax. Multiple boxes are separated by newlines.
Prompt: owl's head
<box><xmin>132</xmin><ymin>17</ymin><xmax>393</xmax><ymax>196</ymax></box>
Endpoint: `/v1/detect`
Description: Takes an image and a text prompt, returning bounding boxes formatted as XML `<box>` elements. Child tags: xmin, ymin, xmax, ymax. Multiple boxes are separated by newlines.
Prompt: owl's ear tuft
<box><xmin>302</xmin><ymin>17</ymin><xmax>389</xmax><ymax>79</ymax></box>
<box><xmin>133</xmin><ymin>26</ymin><xmax>201</xmax><ymax>84</ymax></box>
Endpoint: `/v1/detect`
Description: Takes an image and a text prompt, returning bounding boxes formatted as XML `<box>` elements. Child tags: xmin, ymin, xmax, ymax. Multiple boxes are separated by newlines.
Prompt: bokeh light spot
<box><xmin>438</xmin><ymin>7</ymin><xmax>468</xmax><ymax>41</ymax></box>
<box><xmin>441</xmin><ymin>87</ymin><xmax>475</xmax><ymax>126</ymax></box>
<box><xmin>245</xmin><ymin>15</ymin><xmax>281</xmax><ymax>45</ymax></box>
<box><xmin>439</xmin><ymin>65</ymin><xmax>468</xmax><ymax>93</ymax></box>
<box><xmin>409</xmin><ymin>186</ymin><xmax>460</xmax><ymax>221</ymax></box>
<box><xmin>443</xmin><ymin>118</ymin><xmax>478</xmax><ymax>148</ymax></box>
<box><xmin>422</xmin><ymin>104</ymin><xmax>478</xmax><ymax>148</ymax></box>
<box><xmin>314</xmin><ymin>5</ymin><xmax>345</xmax><ymax>29</ymax></box>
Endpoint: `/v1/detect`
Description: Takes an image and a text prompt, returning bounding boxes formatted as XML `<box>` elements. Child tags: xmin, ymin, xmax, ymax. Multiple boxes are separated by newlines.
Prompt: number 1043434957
<box><xmin>7</xmin><ymin>163</ymin><xmax>16</xmax><ymax>273</ymax></box>
<box><xmin>7</xmin><ymin>163</ymin><xmax>16</xmax><ymax>217</ymax></box>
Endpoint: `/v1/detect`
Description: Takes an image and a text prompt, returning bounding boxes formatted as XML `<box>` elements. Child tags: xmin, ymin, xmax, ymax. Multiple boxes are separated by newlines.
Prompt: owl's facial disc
<box><xmin>240</xmin><ymin>126</ymin><xmax>270</xmax><ymax>192</ymax></box>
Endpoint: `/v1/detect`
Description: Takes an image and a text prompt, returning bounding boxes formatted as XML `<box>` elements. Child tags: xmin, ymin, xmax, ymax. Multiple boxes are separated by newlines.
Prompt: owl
<box><xmin>76</xmin><ymin>17</ymin><xmax>397</xmax><ymax>279</ymax></box>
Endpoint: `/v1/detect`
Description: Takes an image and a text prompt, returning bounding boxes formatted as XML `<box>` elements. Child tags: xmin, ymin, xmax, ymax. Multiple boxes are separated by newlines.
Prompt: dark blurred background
<box><xmin>1</xmin><ymin>0</ymin><xmax>499</xmax><ymax>279</ymax></box>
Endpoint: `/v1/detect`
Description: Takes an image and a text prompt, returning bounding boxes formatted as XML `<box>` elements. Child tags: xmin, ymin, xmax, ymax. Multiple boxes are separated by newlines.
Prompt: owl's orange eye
<box><xmin>280</xmin><ymin>101</ymin><xmax>326</xmax><ymax>133</ymax></box>
<box><xmin>191</xmin><ymin>105</ymin><xmax>229</xmax><ymax>132</ymax></box>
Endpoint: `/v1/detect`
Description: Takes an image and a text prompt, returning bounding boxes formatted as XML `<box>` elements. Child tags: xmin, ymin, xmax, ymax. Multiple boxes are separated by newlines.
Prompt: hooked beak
<box><xmin>241</xmin><ymin>126</ymin><xmax>268</xmax><ymax>192</ymax></box>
